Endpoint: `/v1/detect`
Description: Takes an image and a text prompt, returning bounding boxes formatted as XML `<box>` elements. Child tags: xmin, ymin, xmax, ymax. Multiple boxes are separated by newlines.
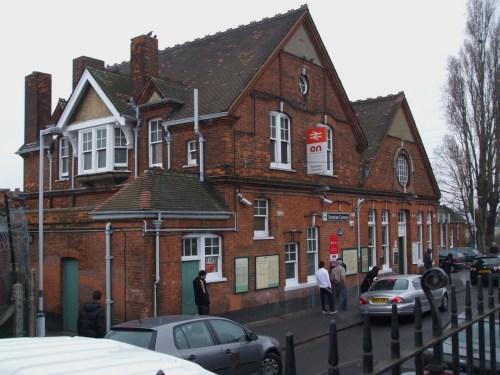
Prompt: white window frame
<box><xmin>285</xmin><ymin>242</ymin><xmax>298</xmax><ymax>285</ymax></box>
<box><xmin>318</xmin><ymin>124</ymin><xmax>334</xmax><ymax>176</ymax></box>
<box><xmin>396</xmin><ymin>155</ymin><xmax>409</xmax><ymax>187</ymax></box>
<box><xmin>253</xmin><ymin>199</ymin><xmax>269</xmax><ymax>238</ymax></box>
<box><xmin>149</xmin><ymin>118</ymin><xmax>163</xmax><ymax>167</ymax></box>
<box><xmin>427</xmin><ymin>212</ymin><xmax>432</xmax><ymax>250</ymax></box>
<box><xmin>381</xmin><ymin>210</ymin><xmax>390</xmax><ymax>270</ymax></box>
<box><xmin>416</xmin><ymin>211</ymin><xmax>423</xmax><ymax>262</ymax></box>
<box><xmin>270</xmin><ymin>112</ymin><xmax>291</xmax><ymax>170</ymax></box>
<box><xmin>306</xmin><ymin>227</ymin><xmax>318</xmax><ymax>282</ymax></box>
<box><xmin>187</xmin><ymin>140</ymin><xmax>197</xmax><ymax>166</ymax></box>
<box><xmin>368</xmin><ymin>209</ymin><xmax>377</xmax><ymax>268</ymax></box>
<box><xmin>59</xmin><ymin>137</ymin><xmax>69</xmax><ymax>178</ymax></box>
<box><xmin>114</xmin><ymin>127</ymin><xmax>128</xmax><ymax>167</ymax></box>
<box><xmin>181</xmin><ymin>233</ymin><xmax>222</xmax><ymax>281</ymax></box>
<box><xmin>79</xmin><ymin>126</ymin><xmax>111</xmax><ymax>174</ymax></box>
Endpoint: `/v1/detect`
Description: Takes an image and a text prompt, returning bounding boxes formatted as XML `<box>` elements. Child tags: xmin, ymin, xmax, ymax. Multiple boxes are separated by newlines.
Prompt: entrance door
<box><xmin>398</xmin><ymin>237</ymin><xmax>406</xmax><ymax>274</ymax></box>
<box><xmin>62</xmin><ymin>258</ymin><xmax>78</xmax><ymax>332</ymax></box>
<box><xmin>182</xmin><ymin>261</ymin><xmax>199</xmax><ymax>314</ymax></box>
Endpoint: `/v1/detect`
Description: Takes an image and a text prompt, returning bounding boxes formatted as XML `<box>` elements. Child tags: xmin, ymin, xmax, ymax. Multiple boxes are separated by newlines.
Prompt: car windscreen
<box><xmin>371</xmin><ymin>279</ymin><xmax>409</xmax><ymax>291</ymax></box>
<box><xmin>478</xmin><ymin>258</ymin><xmax>500</xmax><ymax>265</ymax></box>
<box><xmin>105</xmin><ymin>329</ymin><xmax>155</xmax><ymax>350</ymax></box>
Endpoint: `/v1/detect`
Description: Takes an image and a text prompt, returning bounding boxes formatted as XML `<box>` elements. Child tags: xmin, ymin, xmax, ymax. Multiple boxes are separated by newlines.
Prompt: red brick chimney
<box><xmin>130</xmin><ymin>34</ymin><xmax>158</xmax><ymax>99</ymax></box>
<box><xmin>73</xmin><ymin>56</ymin><xmax>105</xmax><ymax>89</ymax></box>
<box><xmin>25</xmin><ymin>72</ymin><xmax>52</xmax><ymax>144</ymax></box>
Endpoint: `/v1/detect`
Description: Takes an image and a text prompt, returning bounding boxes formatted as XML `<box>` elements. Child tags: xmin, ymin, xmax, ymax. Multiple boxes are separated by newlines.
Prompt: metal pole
<box><xmin>356</xmin><ymin>198</ymin><xmax>364</xmax><ymax>296</ymax></box>
<box><xmin>37</xmin><ymin>129</ymin><xmax>45</xmax><ymax>337</ymax></box>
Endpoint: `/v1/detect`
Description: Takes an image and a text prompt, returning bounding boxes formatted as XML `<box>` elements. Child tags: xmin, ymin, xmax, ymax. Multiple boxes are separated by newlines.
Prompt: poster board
<box><xmin>234</xmin><ymin>257</ymin><xmax>249</xmax><ymax>293</ymax></box>
<box><xmin>255</xmin><ymin>255</ymin><xmax>280</xmax><ymax>290</ymax></box>
<box><xmin>342</xmin><ymin>248</ymin><xmax>358</xmax><ymax>275</ymax></box>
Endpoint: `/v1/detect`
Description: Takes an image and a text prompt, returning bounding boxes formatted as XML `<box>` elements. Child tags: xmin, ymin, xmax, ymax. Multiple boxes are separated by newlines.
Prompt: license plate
<box><xmin>479</xmin><ymin>270</ymin><xmax>491</xmax><ymax>274</ymax></box>
<box><xmin>371</xmin><ymin>297</ymin><xmax>388</xmax><ymax>303</ymax></box>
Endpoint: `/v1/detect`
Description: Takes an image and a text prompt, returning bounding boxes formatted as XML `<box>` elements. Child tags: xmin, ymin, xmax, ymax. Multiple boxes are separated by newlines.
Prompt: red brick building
<box><xmin>17</xmin><ymin>6</ymin><xmax>441</xmax><ymax>332</ymax></box>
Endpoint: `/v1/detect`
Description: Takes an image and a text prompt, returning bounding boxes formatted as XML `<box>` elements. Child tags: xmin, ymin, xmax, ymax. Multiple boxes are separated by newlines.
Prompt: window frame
<box><xmin>187</xmin><ymin>140</ymin><xmax>197</xmax><ymax>166</ymax></box>
<box><xmin>269</xmin><ymin>112</ymin><xmax>291</xmax><ymax>170</ymax></box>
<box><xmin>114</xmin><ymin>127</ymin><xmax>128</xmax><ymax>167</ymax></box>
<box><xmin>59</xmin><ymin>137</ymin><xmax>69</xmax><ymax>179</ymax></box>
<box><xmin>416</xmin><ymin>211</ymin><xmax>423</xmax><ymax>263</ymax></box>
<box><xmin>182</xmin><ymin>233</ymin><xmax>222</xmax><ymax>280</ymax></box>
<box><xmin>381</xmin><ymin>210</ymin><xmax>390</xmax><ymax>270</ymax></box>
<box><xmin>368</xmin><ymin>209</ymin><xmax>377</xmax><ymax>268</ymax></box>
<box><xmin>149</xmin><ymin>118</ymin><xmax>163</xmax><ymax>168</ymax></box>
<box><xmin>285</xmin><ymin>242</ymin><xmax>298</xmax><ymax>286</ymax></box>
<box><xmin>396</xmin><ymin>154</ymin><xmax>409</xmax><ymax>187</ymax></box>
<box><xmin>253</xmin><ymin>199</ymin><xmax>269</xmax><ymax>238</ymax></box>
<box><xmin>306</xmin><ymin>227</ymin><xmax>318</xmax><ymax>282</ymax></box>
<box><xmin>79</xmin><ymin>125</ymin><xmax>111</xmax><ymax>174</ymax></box>
<box><xmin>427</xmin><ymin>211</ymin><xmax>432</xmax><ymax>250</ymax></box>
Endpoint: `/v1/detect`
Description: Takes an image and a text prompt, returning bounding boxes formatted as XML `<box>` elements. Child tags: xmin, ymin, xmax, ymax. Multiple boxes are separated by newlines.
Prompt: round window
<box><xmin>396</xmin><ymin>155</ymin><xmax>409</xmax><ymax>187</ymax></box>
<box><xmin>298</xmin><ymin>74</ymin><xmax>309</xmax><ymax>95</ymax></box>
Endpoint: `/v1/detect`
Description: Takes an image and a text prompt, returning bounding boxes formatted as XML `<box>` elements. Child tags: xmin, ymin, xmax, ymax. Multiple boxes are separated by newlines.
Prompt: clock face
<box><xmin>298</xmin><ymin>74</ymin><xmax>309</xmax><ymax>95</ymax></box>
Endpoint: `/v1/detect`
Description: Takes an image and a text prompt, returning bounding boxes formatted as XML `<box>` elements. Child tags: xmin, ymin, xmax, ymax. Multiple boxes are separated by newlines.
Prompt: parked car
<box><xmin>106</xmin><ymin>315</ymin><xmax>282</xmax><ymax>375</ymax></box>
<box><xmin>0</xmin><ymin>336</ymin><xmax>216</xmax><ymax>375</ymax></box>
<box><xmin>439</xmin><ymin>249</ymin><xmax>465</xmax><ymax>272</ymax></box>
<box><xmin>358</xmin><ymin>274</ymin><xmax>448</xmax><ymax>317</ymax></box>
<box><xmin>469</xmin><ymin>255</ymin><xmax>500</xmax><ymax>286</ymax></box>
<box><xmin>441</xmin><ymin>312</ymin><xmax>500</xmax><ymax>374</ymax></box>
<box><xmin>453</xmin><ymin>247</ymin><xmax>481</xmax><ymax>268</ymax></box>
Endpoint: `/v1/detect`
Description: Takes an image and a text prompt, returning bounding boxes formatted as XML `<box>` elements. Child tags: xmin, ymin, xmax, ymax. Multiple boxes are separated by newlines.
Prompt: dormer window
<box><xmin>149</xmin><ymin>119</ymin><xmax>162</xmax><ymax>167</ymax></box>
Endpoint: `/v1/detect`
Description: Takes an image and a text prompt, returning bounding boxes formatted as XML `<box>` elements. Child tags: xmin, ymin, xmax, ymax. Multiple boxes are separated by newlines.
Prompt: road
<box><xmin>292</xmin><ymin>270</ymin><xmax>478</xmax><ymax>374</ymax></box>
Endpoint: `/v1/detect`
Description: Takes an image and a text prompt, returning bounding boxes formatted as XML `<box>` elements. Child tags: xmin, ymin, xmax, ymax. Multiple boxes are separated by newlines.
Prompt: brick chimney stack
<box><xmin>25</xmin><ymin>72</ymin><xmax>52</xmax><ymax>144</ymax></box>
<box><xmin>130</xmin><ymin>34</ymin><xmax>159</xmax><ymax>99</ymax></box>
<box><xmin>73</xmin><ymin>56</ymin><xmax>105</xmax><ymax>89</ymax></box>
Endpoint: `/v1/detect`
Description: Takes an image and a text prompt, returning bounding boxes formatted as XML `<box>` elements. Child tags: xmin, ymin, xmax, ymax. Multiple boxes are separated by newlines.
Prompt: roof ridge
<box><xmin>89</xmin><ymin>65</ymin><xmax>130</xmax><ymax>79</ymax></box>
<box><xmin>159</xmin><ymin>4</ymin><xmax>308</xmax><ymax>54</ymax></box>
<box><xmin>352</xmin><ymin>91</ymin><xmax>405</xmax><ymax>104</ymax></box>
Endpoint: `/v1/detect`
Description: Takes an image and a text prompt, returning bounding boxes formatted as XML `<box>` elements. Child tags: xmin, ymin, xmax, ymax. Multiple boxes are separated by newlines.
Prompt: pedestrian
<box><xmin>77</xmin><ymin>290</ymin><xmax>106</xmax><ymax>338</ymax></box>
<box><xmin>193</xmin><ymin>270</ymin><xmax>210</xmax><ymax>315</ymax></box>
<box><xmin>489</xmin><ymin>242</ymin><xmax>498</xmax><ymax>255</ymax></box>
<box><xmin>330</xmin><ymin>259</ymin><xmax>347</xmax><ymax>311</ymax></box>
<box><xmin>424</xmin><ymin>248</ymin><xmax>433</xmax><ymax>270</ymax></box>
<box><xmin>360</xmin><ymin>266</ymin><xmax>379</xmax><ymax>294</ymax></box>
<box><xmin>316</xmin><ymin>260</ymin><xmax>336</xmax><ymax>314</ymax></box>
<box><xmin>441</xmin><ymin>253</ymin><xmax>454</xmax><ymax>283</ymax></box>
<box><xmin>337</xmin><ymin>258</ymin><xmax>347</xmax><ymax>272</ymax></box>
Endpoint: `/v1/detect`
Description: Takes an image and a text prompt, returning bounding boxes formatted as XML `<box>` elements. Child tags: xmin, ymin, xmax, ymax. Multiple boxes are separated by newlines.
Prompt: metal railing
<box><xmin>284</xmin><ymin>270</ymin><xmax>499</xmax><ymax>375</ymax></box>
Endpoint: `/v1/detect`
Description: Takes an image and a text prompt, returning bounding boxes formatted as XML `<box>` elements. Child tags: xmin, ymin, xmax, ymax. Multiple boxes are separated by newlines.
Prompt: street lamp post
<box><xmin>356</xmin><ymin>198</ymin><xmax>365</xmax><ymax>297</ymax></box>
<box><xmin>37</xmin><ymin>126</ymin><xmax>63</xmax><ymax>337</ymax></box>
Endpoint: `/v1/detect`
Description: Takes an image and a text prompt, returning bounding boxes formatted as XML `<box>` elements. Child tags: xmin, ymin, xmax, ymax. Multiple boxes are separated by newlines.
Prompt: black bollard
<box><xmin>328</xmin><ymin>319</ymin><xmax>339</xmax><ymax>375</ymax></box>
<box><xmin>285</xmin><ymin>332</ymin><xmax>296</xmax><ymax>375</ymax></box>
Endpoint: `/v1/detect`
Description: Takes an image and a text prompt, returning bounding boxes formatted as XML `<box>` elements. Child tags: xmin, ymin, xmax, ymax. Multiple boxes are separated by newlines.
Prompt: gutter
<box><xmin>194</xmin><ymin>89</ymin><xmax>205</xmax><ymax>181</ymax></box>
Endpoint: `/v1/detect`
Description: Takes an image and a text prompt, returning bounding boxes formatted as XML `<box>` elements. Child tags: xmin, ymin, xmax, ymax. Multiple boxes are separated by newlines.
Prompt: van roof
<box><xmin>0</xmin><ymin>336</ymin><xmax>215</xmax><ymax>375</ymax></box>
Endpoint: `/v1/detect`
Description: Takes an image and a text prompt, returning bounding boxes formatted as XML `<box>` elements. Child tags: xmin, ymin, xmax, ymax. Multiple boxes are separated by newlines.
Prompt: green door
<box><xmin>182</xmin><ymin>261</ymin><xmax>199</xmax><ymax>314</ymax></box>
<box><xmin>63</xmin><ymin>258</ymin><xmax>78</xmax><ymax>332</ymax></box>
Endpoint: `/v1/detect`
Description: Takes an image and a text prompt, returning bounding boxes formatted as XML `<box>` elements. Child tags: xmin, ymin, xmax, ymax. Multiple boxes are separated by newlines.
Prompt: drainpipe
<box><xmin>48</xmin><ymin>150</ymin><xmax>54</xmax><ymax>192</ymax></box>
<box><xmin>194</xmin><ymin>89</ymin><xmax>205</xmax><ymax>181</ymax></box>
<box><xmin>165</xmin><ymin>125</ymin><xmax>172</xmax><ymax>170</ymax></box>
<box><xmin>153</xmin><ymin>214</ymin><xmax>163</xmax><ymax>317</ymax></box>
<box><xmin>105</xmin><ymin>222</ymin><xmax>113</xmax><ymax>332</ymax></box>
<box><xmin>130</xmin><ymin>98</ymin><xmax>141</xmax><ymax>179</ymax></box>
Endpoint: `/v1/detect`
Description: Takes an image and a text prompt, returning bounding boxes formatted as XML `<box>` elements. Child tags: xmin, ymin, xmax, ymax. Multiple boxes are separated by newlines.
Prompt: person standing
<box><xmin>424</xmin><ymin>248</ymin><xmax>433</xmax><ymax>270</ymax></box>
<box><xmin>489</xmin><ymin>242</ymin><xmax>498</xmax><ymax>255</ymax></box>
<box><xmin>441</xmin><ymin>253</ymin><xmax>454</xmax><ymax>283</ymax></box>
<box><xmin>360</xmin><ymin>266</ymin><xmax>379</xmax><ymax>294</ymax></box>
<box><xmin>316</xmin><ymin>260</ymin><xmax>336</xmax><ymax>314</ymax></box>
<box><xmin>193</xmin><ymin>270</ymin><xmax>210</xmax><ymax>315</ymax></box>
<box><xmin>77</xmin><ymin>290</ymin><xmax>106</xmax><ymax>338</ymax></box>
<box><xmin>330</xmin><ymin>259</ymin><xmax>347</xmax><ymax>311</ymax></box>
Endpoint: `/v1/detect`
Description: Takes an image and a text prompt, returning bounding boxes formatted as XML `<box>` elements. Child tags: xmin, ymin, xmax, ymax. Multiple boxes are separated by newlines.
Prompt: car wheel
<box><xmin>261</xmin><ymin>352</ymin><xmax>282</xmax><ymax>375</ymax></box>
<box><xmin>439</xmin><ymin>293</ymin><xmax>449</xmax><ymax>312</ymax></box>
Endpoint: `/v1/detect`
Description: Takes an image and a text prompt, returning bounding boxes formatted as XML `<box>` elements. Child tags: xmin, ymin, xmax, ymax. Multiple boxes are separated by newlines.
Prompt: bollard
<box><xmin>285</xmin><ymin>332</ymin><xmax>296</xmax><ymax>375</ymax></box>
<box><xmin>327</xmin><ymin>319</ymin><xmax>339</xmax><ymax>375</ymax></box>
<box><xmin>362</xmin><ymin>312</ymin><xmax>373</xmax><ymax>373</ymax></box>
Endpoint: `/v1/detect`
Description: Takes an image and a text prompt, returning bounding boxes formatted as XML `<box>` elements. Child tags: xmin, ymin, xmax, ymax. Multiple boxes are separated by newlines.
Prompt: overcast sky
<box><xmin>0</xmin><ymin>0</ymin><xmax>467</xmax><ymax>191</ymax></box>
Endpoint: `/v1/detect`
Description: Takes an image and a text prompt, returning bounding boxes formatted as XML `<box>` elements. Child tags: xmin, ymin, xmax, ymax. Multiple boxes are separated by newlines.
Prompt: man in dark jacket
<box><xmin>424</xmin><ymin>248</ymin><xmax>433</xmax><ymax>270</ymax></box>
<box><xmin>193</xmin><ymin>270</ymin><xmax>210</xmax><ymax>315</ymax></box>
<box><xmin>77</xmin><ymin>290</ymin><xmax>106</xmax><ymax>338</ymax></box>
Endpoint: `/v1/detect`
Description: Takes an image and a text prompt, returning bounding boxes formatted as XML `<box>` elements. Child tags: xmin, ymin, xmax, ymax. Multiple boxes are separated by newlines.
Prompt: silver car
<box><xmin>358</xmin><ymin>274</ymin><xmax>448</xmax><ymax>316</ymax></box>
<box><xmin>105</xmin><ymin>315</ymin><xmax>282</xmax><ymax>375</ymax></box>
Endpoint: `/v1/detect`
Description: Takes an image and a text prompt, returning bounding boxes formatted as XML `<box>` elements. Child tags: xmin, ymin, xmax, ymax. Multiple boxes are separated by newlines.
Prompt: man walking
<box><xmin>193</xmin><ymin>270</ymin><xmax>210</xmax><ymax>315</ymax></box>
<box><xmin>316</xmin><ymin>260</ymin><xmax>336</xmax><ymax>314</ymax></box>
<box><xmin>77</xmin><ymin>290</ymin><xmax>106</xmax><ymax>338</ymax></box>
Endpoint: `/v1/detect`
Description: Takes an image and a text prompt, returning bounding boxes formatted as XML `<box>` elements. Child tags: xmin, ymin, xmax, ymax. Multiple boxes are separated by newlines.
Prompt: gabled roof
<box><xmin>92</xmin><ymin>170</ymin><xmax>230</xmax><ymax>220</ymax></box>
<box><xmin>114</xmin><ymin>6</ymin><xmax>307</xmax><ymax>120</ymax></box>
<box><xmin>351</xmin><ymin>93</ymin><xmax>404</xmax><ymax>162</ymax></box>
<box><xmin>438</xmin><ymin>204</ymin><xmax>466</xmax><ymax>223</ymax></box>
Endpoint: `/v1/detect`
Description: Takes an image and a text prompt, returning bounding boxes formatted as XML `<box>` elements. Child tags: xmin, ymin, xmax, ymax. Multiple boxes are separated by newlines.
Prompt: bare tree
<box><xmin>436</xmin><ymin>0</ymin><xmax>499</xmax><ymax>251</ymax></box>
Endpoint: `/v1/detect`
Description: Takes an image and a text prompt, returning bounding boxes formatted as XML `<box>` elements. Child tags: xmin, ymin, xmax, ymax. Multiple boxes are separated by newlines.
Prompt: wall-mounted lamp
<box><xmin>321</xmin><ymin>196</ymin><xmax>333</xmax><ymax>205</ymax></box>
<box><xmin>238</xmin><ymin>193</ymin><xmax>252</xmax><ymax>207</ymax></box>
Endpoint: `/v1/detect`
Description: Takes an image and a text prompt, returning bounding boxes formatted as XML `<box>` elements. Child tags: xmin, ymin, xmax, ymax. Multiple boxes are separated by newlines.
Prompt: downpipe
<box><xmin>105</xmin><ymin>222</ymin><xmax>113</xmax><ymax>332</ymax></box>
<box><xmin>153</xmin><ymin>214</ymin><xmax>163</xmax><ymax>317</ymax></box>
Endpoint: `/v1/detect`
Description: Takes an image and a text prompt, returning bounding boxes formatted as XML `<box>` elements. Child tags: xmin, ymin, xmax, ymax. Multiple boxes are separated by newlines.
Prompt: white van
<box><xmin>0</xmin><ymin>336</ymin><xmax>216</xmax><ymax>375</ymax></box>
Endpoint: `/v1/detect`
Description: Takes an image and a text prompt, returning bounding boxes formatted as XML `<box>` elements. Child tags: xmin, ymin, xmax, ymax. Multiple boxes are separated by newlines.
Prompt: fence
<box><xmin>283</xmin><ymin>269</ymin><xmax>499</xmax><ymax>375</ymax></box>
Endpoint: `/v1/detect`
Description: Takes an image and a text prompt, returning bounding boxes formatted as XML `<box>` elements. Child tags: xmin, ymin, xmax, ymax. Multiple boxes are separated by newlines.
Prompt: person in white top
<box><xmin>315</xmin><ymin>260</ymin><xmax>336</xmax><ymax>314</ymax></box>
